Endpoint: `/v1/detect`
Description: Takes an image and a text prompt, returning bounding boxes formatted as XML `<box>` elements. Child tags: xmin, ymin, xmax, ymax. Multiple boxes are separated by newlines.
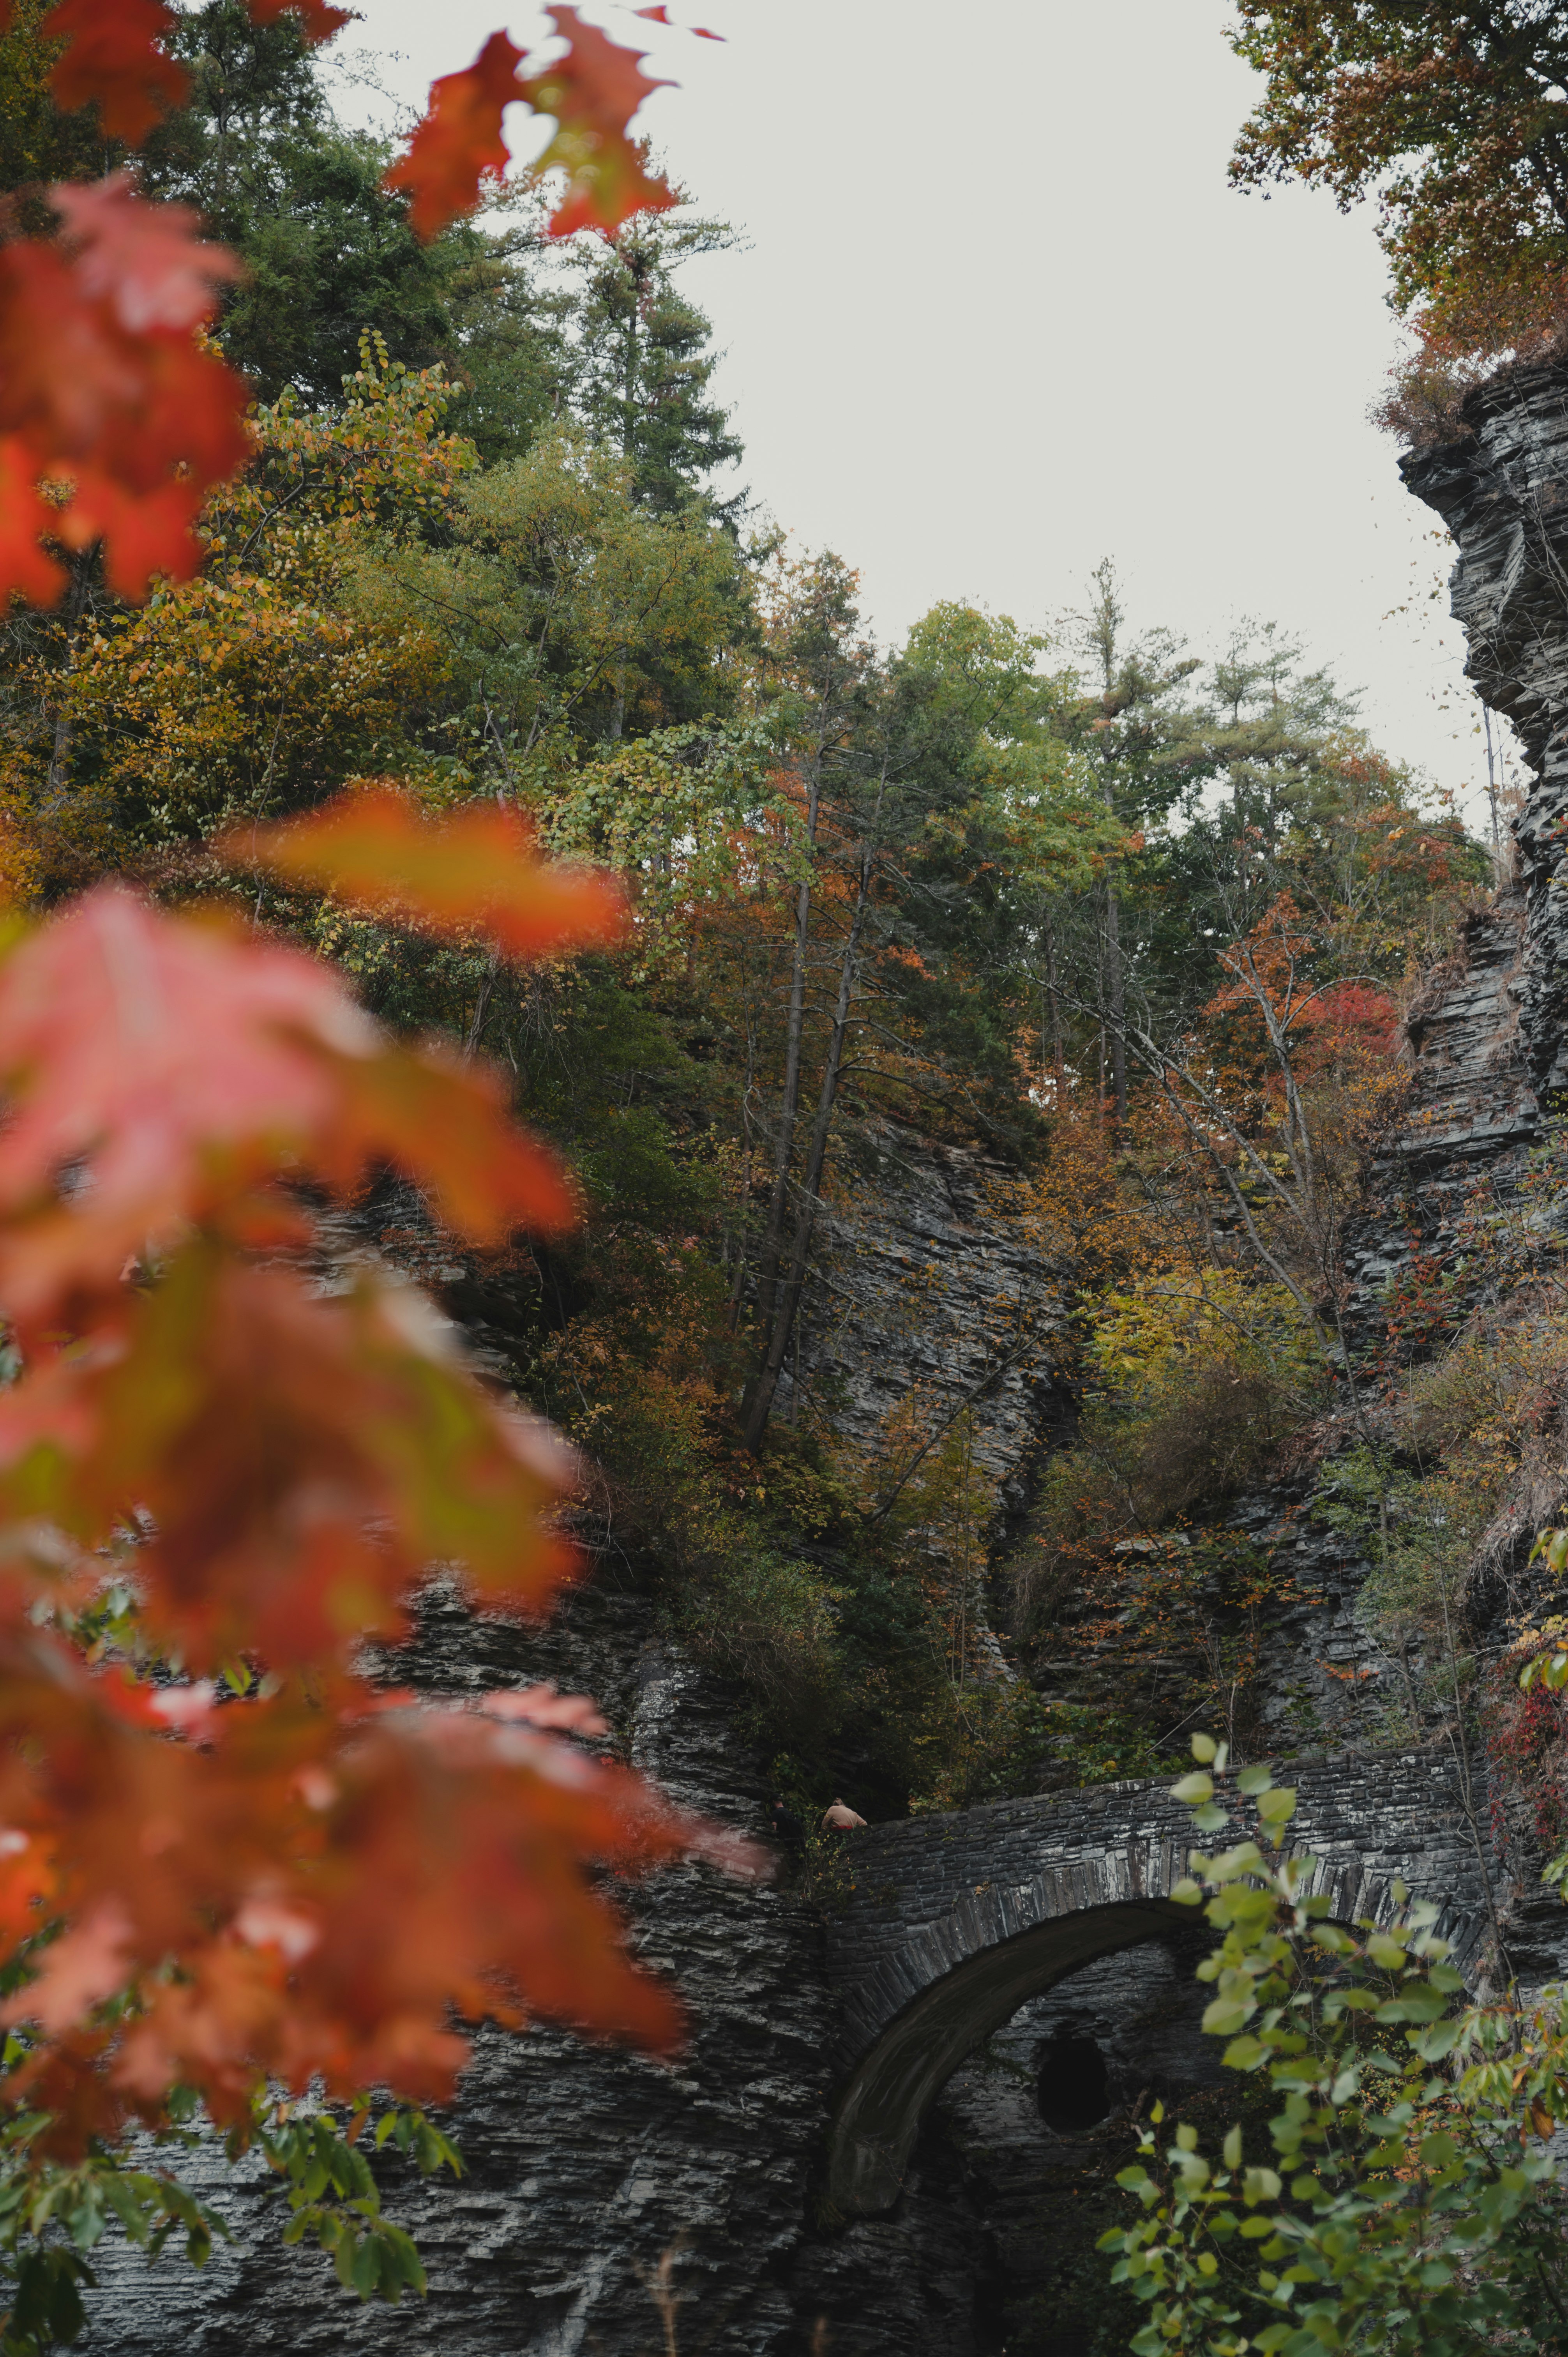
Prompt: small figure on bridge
<box><xmin>822</xmin><ymin>1799</ymin><xmax>867</xmax><ymax>1831</ymax></box>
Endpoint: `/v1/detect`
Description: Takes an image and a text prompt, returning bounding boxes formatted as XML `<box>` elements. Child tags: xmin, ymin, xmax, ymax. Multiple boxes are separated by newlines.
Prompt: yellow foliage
<box><xmin>0</xmin><ymin>340</ymin><xmax>472</xmax><ymax>898</ymax></box>
<box><xmin>1087</xmin><ymin>1265</ymin><xmax>1322</xmax><ymax>1404</ymax></box>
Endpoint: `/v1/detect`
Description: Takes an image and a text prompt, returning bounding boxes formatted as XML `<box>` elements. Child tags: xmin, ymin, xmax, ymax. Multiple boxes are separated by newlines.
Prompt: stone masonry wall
<box><xmin>826</xmin><ymin>1749</ymin><xmax>1499</xmax><ymax>2072</ymax></box>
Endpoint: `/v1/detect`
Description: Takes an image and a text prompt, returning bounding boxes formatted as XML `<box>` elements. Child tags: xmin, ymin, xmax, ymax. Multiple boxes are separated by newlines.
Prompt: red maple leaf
<box><xmin>384</xmin><ymin>30</ymin><xmax>528</xmax><ymax>241</ymax></box>
<box><xmin>243</xmin><ymin>0</ymin><xmax>351</xmax><ymax>40</ymax></box>
<box><xmin>386</xmin><ymin>10</ymin><xmax>676</xmax><ymax>243</ymax></box>
<box><xmin>51</xmin><ymin>176</ymin><xmax>242</xmax><ymax>335</ymax></box>
<box><xmin>0</xmin><ymin>182</ymin><xmax>250</xmax><ymax>603</ymax></box>
<box><xmin>33</xmin><ymin>0</ymin><xmax>188</xmax><ymax>143</ymax></box>
<box><xmin>522</xmin><ymin>5</ymin><xmax>676</xmax><ymax>238</ymax></box>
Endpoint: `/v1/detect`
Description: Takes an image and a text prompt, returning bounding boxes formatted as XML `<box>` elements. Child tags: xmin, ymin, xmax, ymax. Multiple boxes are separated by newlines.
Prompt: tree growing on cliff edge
<box><xmin>1229</xmin><ymin>2</ymin><xmax>1568</xmax><ymax>428</ymax></box>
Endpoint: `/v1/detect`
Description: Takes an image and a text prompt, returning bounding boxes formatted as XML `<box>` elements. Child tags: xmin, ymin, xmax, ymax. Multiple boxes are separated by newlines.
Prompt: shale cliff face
<box><xmin>83</xmin><ymin>1582</ymin><xmax>837</xmax><ymax>2357</ymax></box>
<box><xmin>79</xmin><ymin>364</ymin><xmax>1568</xmax><ymax>2357</ymax></box>
<box><xmin>777</xmin><ymin>1121</ymin><xmax>1071</xmax><ymax>1512</ymax></box>
<box><xmin>1404</xmin><ymin>366</ymin><xmax>1568</xmax><ymax>1102</ymax></box>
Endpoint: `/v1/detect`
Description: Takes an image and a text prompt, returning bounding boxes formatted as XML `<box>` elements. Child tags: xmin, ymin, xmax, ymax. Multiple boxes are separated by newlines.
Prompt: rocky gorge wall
<box><xmin>1404</xmin><ymin>364</ymin><xmax>1568</xmax><ymax>1104</ymax></box>
<box><xmin>73</xmin><ymin>1141</ymin><xmax>1086</xmax><ymax>2357</ymax></box>
<box><xmin>76</xmin><ymin>358</ymin><xmax>1568</xmax><ymax>2357</ymax></box>
<box><xmin>775</xmin><ymin>1120</ymin><xmax>1072</xmax><ymax>1514</ymax></box>
<box><xmin>81</xmin><ymin>1579</ymin><xmax>839</xmax><ymax>2357</ymax></box>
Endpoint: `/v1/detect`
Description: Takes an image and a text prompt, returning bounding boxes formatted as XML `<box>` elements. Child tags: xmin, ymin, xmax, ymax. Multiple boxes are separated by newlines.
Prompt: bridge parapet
<box><xmin>822</xmin><ymin>1751</ymin><xmax>1494</xmax><ymax>2215</ymax></box>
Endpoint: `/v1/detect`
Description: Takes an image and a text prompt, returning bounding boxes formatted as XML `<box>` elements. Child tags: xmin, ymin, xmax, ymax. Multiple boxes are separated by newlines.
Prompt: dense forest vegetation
<box><xmin>22</xmin><ymin>2</ymin><xmax>1568</xmax><ymax>2348</ymax></box>
<box><xmin>0</xmin><ymin>1</ymin><xmax>1506</xmax><ymax>1834</ymax></box>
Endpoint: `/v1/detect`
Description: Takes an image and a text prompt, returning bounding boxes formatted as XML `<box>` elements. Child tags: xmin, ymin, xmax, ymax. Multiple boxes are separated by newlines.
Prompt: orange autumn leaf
<box><xmin>522</xmin><ymin>5</ymin><xmax>676</xmax><ymax>238</ymax></box>
<box><xmin>384</xmin><ymin>29</ymin><xmax>528</xmax><ymax>241</ymax></box>
<box><xmin>234</xmin><ymin>784</ymin><xmax>628</xmax><ymax>963</ymax></box>
<box><xmin>0</xmin><ymin>1247</ymin><xmax>579</xmax><ymax>1668</ymax></box>
<box><xmin>0</xmin><ymin>1644</ymin><xmax>728</xmax><ymax>2141</ymax></box>
<box><xmin>320</xmin><ymin>1037</ymin><xmax>579</xmax><ymax>1237</ymax></box>
<box><xmin>0</xmin><ymin>887</ymin><xmax>580</xmax><ymax>1329</ymax></box>
<box><xmin>34</xmin><ymin>0</ymin><xmax>187</xmax><ymax>142</ymax></box>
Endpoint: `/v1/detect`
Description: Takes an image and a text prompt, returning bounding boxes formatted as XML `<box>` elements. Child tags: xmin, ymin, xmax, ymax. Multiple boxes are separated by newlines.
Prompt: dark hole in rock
<box><xmin>1037</xmin><ymin>2031</ymin><xmax>1109</xmax><ymax>2133</ymax></box>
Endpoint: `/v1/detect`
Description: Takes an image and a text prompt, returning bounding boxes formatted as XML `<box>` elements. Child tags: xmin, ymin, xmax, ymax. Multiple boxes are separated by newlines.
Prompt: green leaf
<box><xmin>1203</xmin><ymin>1997</ymin><xmax>1255</xmax><ymax>2035</ymax></box>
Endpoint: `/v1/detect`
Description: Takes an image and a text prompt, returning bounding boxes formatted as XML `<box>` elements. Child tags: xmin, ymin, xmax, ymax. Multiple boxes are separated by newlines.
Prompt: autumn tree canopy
<box><xmin>1230</xmin><ymin>1</ymin><xmax>1568</xmax><ymax>369</ymax></box>
<box><xmin>0</xmin><ymin>0</ymin><xmax>1536</xmax><ymax>2345</ymax></box>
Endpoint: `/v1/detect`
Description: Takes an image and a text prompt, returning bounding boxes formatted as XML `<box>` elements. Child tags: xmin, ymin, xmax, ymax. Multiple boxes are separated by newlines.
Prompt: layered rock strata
<box><xmin>1404</xmin><ymin>365</ymin><xmax>1568</xmax><ymax>1100</ymax></box>
<box><xmin>777</xmin><ymin>1121</ymin><xmax>1071</xmax><ymax>1515</ymax></box>
<box><xmin>81</xmin><ymin>360</ymin><xmax>1568</xmax><ymax>2357</ymax></box>
<box><xmin>82</xmin><ymin>1584</ymin><xmax>836</xmax><ymax>2357</ymax></box>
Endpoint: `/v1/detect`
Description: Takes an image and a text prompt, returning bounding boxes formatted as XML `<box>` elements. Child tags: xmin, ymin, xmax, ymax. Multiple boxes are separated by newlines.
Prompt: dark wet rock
<box><xmin>83</xmin><ymin>1585</ymin><xmax>837</xmax><ymax>2357</ymax></box>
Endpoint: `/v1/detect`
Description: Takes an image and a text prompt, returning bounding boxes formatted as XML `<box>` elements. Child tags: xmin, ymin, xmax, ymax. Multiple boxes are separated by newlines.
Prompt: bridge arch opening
<box><xmin>826</xmin><ymin>1897</ymin><xmax>1188</xmax><ymax>2215</ymax></box>
<box><xmin>823</xmin><ymin>1852</ymin><xmax>1477</xmax><ymax>2217</ymax></box>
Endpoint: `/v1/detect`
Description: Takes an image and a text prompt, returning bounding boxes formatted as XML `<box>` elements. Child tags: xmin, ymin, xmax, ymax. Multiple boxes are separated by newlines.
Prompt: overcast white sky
<box><xmin>333</xmin><ymin>0</ymin><xmax>1512</xmax><ymax>827</ymax></box>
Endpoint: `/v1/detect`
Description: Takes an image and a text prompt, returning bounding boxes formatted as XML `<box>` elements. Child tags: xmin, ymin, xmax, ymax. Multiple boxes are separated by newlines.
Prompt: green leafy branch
<box><xmin>1100</xmin><ymin>1736</ymin><xmax>1568</xmax><ymax>2356</ymax></box>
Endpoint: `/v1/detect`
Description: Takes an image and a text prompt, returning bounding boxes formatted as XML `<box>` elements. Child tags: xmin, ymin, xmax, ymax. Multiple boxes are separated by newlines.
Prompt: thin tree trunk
<box><xmin>1043</xmin><ymin>901</ymin><xmax>1064</xmax><ymax>1092</ymax></box>
<box><xmin>725</xmin><ymin>1010</ymin><xmax>759</xmax><ymax>1335</ymax></box>
<box><xmin>751</xmin><ymin>766</ymin><xmax>820</xmax><ymax>1340</ymax></box>
<box><xmin>464</xmin><ymin>950</ymin><xmax>500</xmax><ymax>1059</ymax></box>
<box><xmin>1104</xmin><ymin>883</ymin><xmax>1127</xmax><ymax>1121</ymax></box>
<box><xmin>39</xmin><ymin>548</ymin><xmax>92</xmax><ymax>825</ymax></box>
<box><xmin>1095</xmin><ymin>894</ymin><xmax>1108</xmax><ymax>1106</ymax></box>
<box><xmin>743</xmin><ymin>837</ymin><xmax>874</xmax><ymax>1452</ymax></box>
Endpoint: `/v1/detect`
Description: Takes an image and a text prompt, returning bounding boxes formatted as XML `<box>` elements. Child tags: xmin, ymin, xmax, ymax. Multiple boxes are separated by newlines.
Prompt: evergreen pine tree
<box><xmin>566</xmin><ymin>207</ymin><xmax>745</xmax><ymax>519</ymax></box>
<box><xmin>139</xmin><ymin>2</ymin><xmax>473</xmax><ymax>403</ymax></box>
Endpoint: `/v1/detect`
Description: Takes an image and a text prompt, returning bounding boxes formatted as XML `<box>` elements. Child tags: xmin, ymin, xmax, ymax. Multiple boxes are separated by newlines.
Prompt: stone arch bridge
<box><xmin>821</xmin><ymin>1754</ymin><xmax>1496</xmax><ymax>2215</ymax></box>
